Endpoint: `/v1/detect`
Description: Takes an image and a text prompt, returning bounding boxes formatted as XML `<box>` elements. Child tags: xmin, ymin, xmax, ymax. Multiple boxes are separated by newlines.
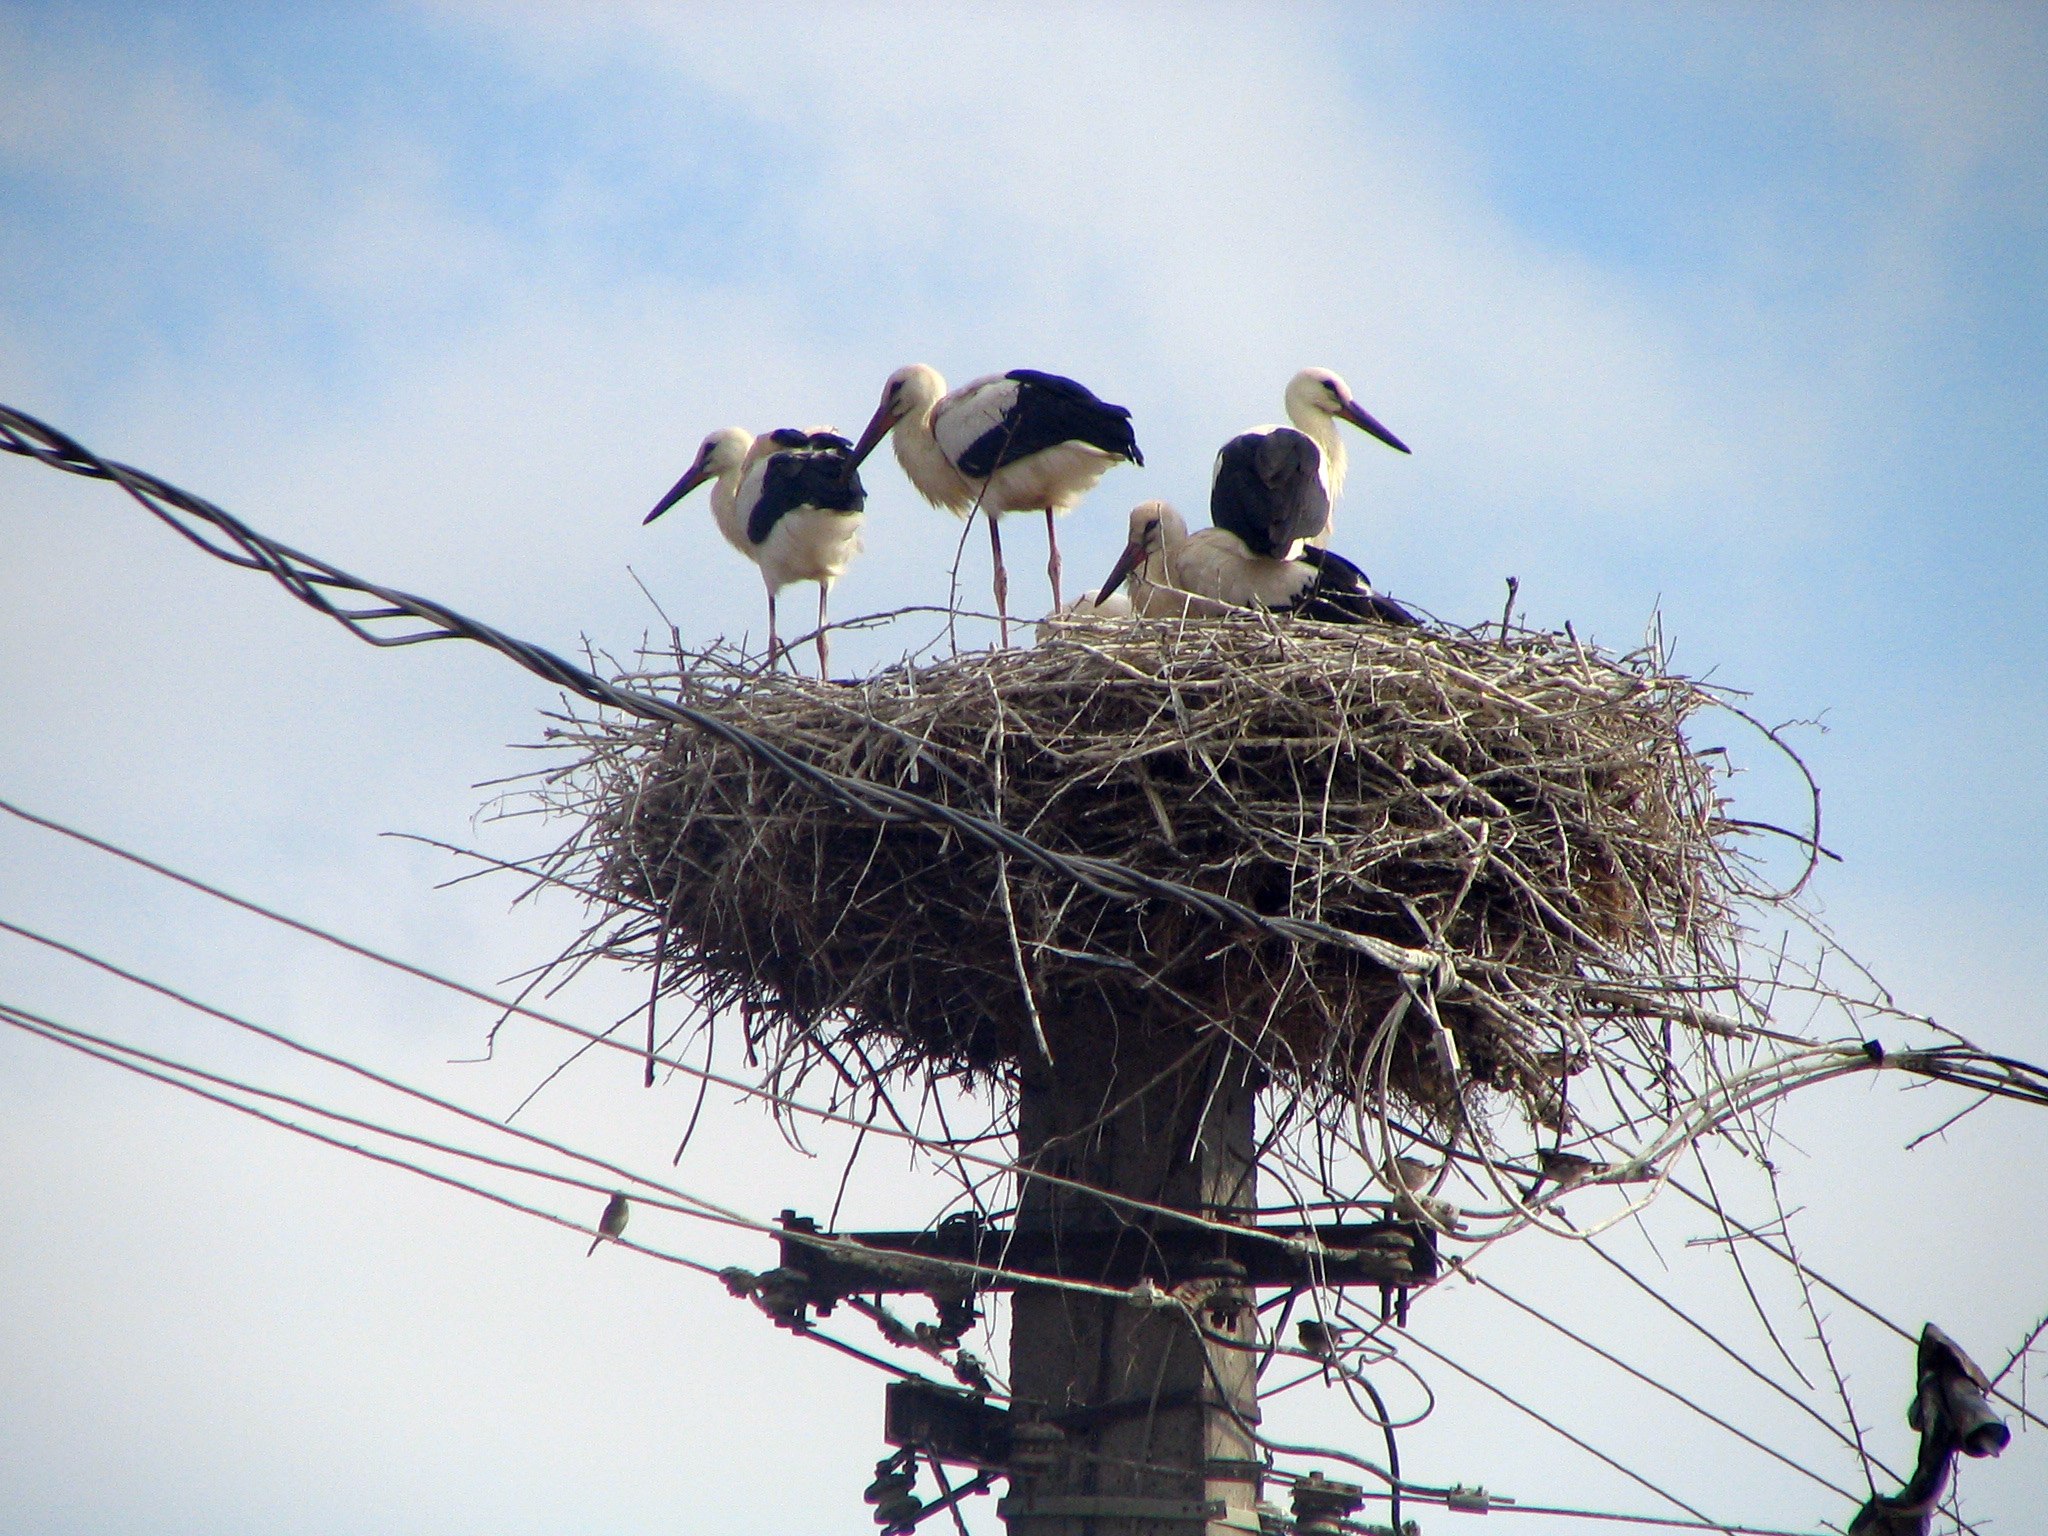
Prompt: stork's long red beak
<box><xmin>1341</xmin><ymin>399</ymin><xmax>1410</xmax><ymax>455</ymax></box>
<box><xmin>644</xmin><ymin>462</ymin><xmax>713</xmax><ymax>523</ymax></box>
<box><xmin>850</xmin><ymin>398</ymin><xmax>896</xmax><ymax>469</ymax></box>
<box><xmin>1098</xmin><ymin>539</ymin><xmax>1146</xmax><ymax>601</ymax></box>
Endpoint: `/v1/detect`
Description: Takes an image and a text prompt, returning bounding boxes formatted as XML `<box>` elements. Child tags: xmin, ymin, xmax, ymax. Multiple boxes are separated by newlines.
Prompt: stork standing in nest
<box><xmin>1100</xmin><ymin>500</ymin><xmax>1417</xmax><ymax>626</ymax></box>
<box><xmin>644</xmin><ymin>426</ymin><xmax>866</xmax><ymax>677</ymax></box>
<box><xmin>1250</xmin><ymin>367</ymin><xmax>1411</xmax><ymax>549</ymax></box>
<box><xmin>850</xmin><ymin>364</ymin><xmax>1142</xmax><ymax>644</ymax></box>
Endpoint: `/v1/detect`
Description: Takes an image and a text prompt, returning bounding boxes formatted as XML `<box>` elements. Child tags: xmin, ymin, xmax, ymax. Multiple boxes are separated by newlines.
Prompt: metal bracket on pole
<box><xmin>777</xmin><ymin>1208</ymin><xmax>1435</xmax><ymax>1303</ymax></box>
<box><xmin>886</xmin><ymin>1379</ymin><xmax>1013</xmax><ymax>1469</ymax></box>
<box><xmin>996</xmin><ymin>1494</ymin><xmax>1262</xmax><ymax>1530</ymax></box>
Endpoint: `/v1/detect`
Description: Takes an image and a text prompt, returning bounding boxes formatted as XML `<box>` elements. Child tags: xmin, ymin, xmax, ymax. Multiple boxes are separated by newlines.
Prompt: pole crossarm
<box><xmin>776</xmin><ymin>1210</ymin><xmax>1436</xmax><ymax>1308</ymax></box>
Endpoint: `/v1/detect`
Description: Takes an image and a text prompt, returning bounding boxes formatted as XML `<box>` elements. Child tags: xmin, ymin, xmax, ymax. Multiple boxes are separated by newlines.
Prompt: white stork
<box><xmin>1032</xmin><ymin>585</ymin><xmax>1135</xmax><ymax>646</ymax></box>
<box><xmin>643</xmin><ymin>425</ymin><xmax>866</xmax><ymax>676</ymax></box>
<box><xmin>850</xmin><ymin>364</ymin><xmax>1143</xmax><ymax>644</ymax></box>
<box><xmin>1099</xmin><ymin>500</ymin><xmax>1418</xmax><ymax>626</ymax></box>
<box><xmin>1231</xmin><ymin>367</ymin><xmax>1410</xmax><ymax>550</ymax></box>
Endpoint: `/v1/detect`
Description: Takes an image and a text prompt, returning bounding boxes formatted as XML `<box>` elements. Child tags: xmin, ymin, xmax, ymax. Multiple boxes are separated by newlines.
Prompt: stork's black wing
<box><xmin>1211</xmin><ymin>428</ymin><xmax>1329</xmax><ymax>559</ymax></box>
<box><xmin>1292</xmin><ymin>545</ymin><xmax>1420</xmax><ymax>627</ymax></box>
<box><xmin>954</xmin><ymin>370</ymin><xmax>1142</xmax><ymax>478</ymax></box>
<box><xmin>746</xmin><ymin>443</ymin><xmax>866</xmax><ymax>547</ymax></box>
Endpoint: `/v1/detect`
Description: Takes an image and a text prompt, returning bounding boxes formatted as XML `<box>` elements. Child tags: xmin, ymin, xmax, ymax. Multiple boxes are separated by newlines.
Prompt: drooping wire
<box><xmin>1665</xmin><ymin>1176</ymin><xmax>2048</xmax><ymax>1435</ymax></box>
<box><xmin>1376</xmin><ymin>1319</ymin><xmax>1732</xmax><ymax>1529</ymax></box>
<box><xmin>0</xmin><ymin>928</ymin><xmax>1141</xmax><ymax>1305</ymax></box>
<box><xmin>0</xmin><ymin>1000</ymin><xmax>731</xmax><ymax>1280</ymax></box>
<box><xmin>0</xmin><ymin>404</ymin><xmax>1438</xmax><ymax>982</ymax></box>
<box><xmin>1461</xmin><ymin>1269</ymin><xmax>1869</xmax><ymax>1500</ymax></box>
<box><xmin>1577</xmin><ymin>1229</ymin><xmax>1896</xmax><ymax>1469</ymax></box>
<box><xmin>0</xmin><ymin>794</ymin><xmax>1401</xmax><ymax>1260</ymax></box>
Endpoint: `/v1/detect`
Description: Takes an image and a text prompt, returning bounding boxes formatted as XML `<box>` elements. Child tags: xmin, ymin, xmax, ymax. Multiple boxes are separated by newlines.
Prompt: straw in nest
<box><xmin>544</xmin><ymin>614</ymin><xmax>1744</xmax><ymax>1136</ymax></box>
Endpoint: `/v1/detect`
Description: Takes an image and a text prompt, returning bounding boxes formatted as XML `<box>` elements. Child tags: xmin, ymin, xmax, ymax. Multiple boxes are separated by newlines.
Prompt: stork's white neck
<box><xmin>709</xmin><ymin>434</ymin><xmax>755</xmax><ymax>554</ymax></box>
<box><xmin>1285</xmin><ymin>398</ymin><xmax>1347</xmax><ymax>501</ymax></box>
<box><xmin>892</xmin><ymin>386</ymin><xmax>974</xmax><ymax>513</ymax></box>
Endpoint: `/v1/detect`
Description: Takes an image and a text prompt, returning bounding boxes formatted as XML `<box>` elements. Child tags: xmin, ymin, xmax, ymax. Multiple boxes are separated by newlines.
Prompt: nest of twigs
<box><xmin>543</xmin><ymin>614</ymin><xmax>1746</xmax><ymax>1130</ymax></box>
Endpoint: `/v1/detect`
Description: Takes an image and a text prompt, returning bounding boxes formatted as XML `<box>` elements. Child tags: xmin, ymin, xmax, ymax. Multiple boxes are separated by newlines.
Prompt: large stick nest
<box><xmin>542</xmin><ymin>614</ymin><xmax>1752</xmax><ymax>1134</ymax></box>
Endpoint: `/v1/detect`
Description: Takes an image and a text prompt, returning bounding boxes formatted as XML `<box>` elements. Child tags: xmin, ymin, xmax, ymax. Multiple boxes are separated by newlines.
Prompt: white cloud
<box><xmin>2</xmin><ymin>5</ymin><xmax>2044</xmax><ymax>1532</ymax></box>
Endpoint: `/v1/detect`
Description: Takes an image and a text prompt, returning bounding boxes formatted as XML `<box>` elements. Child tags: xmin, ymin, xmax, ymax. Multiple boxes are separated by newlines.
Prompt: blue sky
<box><xmin>2</xmin><ymin>4</ymin><xmax>2045</xmax><ymax>1533</ymax></box>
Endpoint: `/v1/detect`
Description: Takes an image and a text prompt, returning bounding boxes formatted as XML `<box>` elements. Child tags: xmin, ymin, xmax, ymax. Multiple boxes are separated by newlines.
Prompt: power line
<box><xmin>0</xmin><ymin>941</ymin><xmax>1145</xmax><ymax>1306</ymax></box>
<box><xmin>0</xmin><ymin>404</ymin><xmax>1439</xmax><ymax>980</ymax></box>
<box><xmin>0</xmin><ymin>794</ymin><xmax>1394</xmax><ymax>1262</ymax></box>
<box><xmin>1336</xmin><ymin>1486</ymin><xmax>1822</xmax><ymax>1536</ymax></box>
<box><xmin>0</xmin><ymin>999</ymin><xmax>733</xmax><ymax>1280</ymax></box>
<box><xmin>1462</xmin><ymin>1269</ymin><xmax>1865</xmax><ymax>1501</ymax></box>
<box><xmin>1578</xmin><ymin>1232</ymin><xmax>1899</xmax><ymax>1476</ymax></box>
<box><xmin>1379</xmin><ymin>1319</ymin><xmax>1738</xmax><ymax>1531</ymax></box>
<box><xmin>1666</xmin><ymin>1177</ymin><xmax>2048</xmax><ymax>1436</ymax></box>
<box><xmin>0</xmin><ymin>915</ymin><xmax>753</xmax><ymax>1228</ymax></box>
<box><xmin>0</xmin><ymin>992</ymin><xmax>733</xmax><ymax>1230</ymax></box>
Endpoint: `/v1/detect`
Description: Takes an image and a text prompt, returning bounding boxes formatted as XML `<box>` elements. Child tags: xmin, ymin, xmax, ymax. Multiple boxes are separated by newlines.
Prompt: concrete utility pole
<box><xmin>1002</xmin><ymin>1003</ymin><xmax>1264</xmax><ymax>1536</ymax></box>
<box><xmin>775</xmin><ymin>1015</ymin><xmax>1425</xmax><ymax>1533</ymax></box>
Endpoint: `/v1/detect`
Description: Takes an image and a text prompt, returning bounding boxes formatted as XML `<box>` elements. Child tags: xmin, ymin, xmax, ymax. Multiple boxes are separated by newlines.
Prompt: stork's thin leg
<box><xmin>766</xmin><ymin>590</ymin><xmax>781</xmax><ymax>670</ymax></box>
<box><xmin>815</xmin><ymin>584</ymin><xmax>831</xmax><ymax>679</ymax></box>
<box><xmin>987</xmin><ymin>510</ymin><xmax>1011</xmax><ymax>647</ymax></box>
<box><xmin>1044</xmin><ymin>507</ymin><xmax>1063</xmax><ymax>612</ymax></box>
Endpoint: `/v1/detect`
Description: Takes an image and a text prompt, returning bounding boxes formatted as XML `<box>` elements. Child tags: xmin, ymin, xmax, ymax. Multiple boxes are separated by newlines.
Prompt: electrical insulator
<box><xmin>874</xmin><ymin>1492</ymin><xmax>923</xmax><ymax>1532</ymax></box>
<box><xmin>864</xmin><ymin>1457</ymin><xmax>915</xmax><ymax>1507</ymax></box>
<box><xmin>1290</xmin><ymin>1471</ymin><xmax>1365</xmax><ymax>1536</ymax></box>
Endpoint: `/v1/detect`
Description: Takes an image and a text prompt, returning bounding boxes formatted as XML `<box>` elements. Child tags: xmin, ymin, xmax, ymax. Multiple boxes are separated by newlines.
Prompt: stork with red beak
<box><xmin>643</xmin><ymin>426</ymin><xmax>866</xmax><ymax>677</ymax></box>
<box><xmin>1099</xmin><ymin>500</ymin><xmax>1417</xmax><ymax>628</ymax></box>
<box><xmin>850</xmin><ymin>364</ymin><xmax>1142</xmax><ymax>644</ymax></box>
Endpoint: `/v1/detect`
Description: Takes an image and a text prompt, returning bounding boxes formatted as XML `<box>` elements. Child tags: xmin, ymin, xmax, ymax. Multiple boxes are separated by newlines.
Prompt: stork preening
<box><xmin>644</xmin><ymin>426</ymin><xmax>866</xmax><ymax>676</ymax></box>
<box><xmin>850</xmin><ymin>364</ymin><xmax>1142</xmax><ymax>644</ymax></box>
<box><xmin>1099</xmin><ymin>501</ymin><xmax>1418</xmax><ymax>626</ymax></box>
<box><xmin>1248</xmin><ymin>367</ymin><xmax>1411</xmax><ymax>549</ymax></box>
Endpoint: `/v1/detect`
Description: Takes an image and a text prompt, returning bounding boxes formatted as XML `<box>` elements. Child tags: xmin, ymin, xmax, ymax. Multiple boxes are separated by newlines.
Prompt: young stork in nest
<box><xmin>850</xmin><ymin>364</ymin><xmax>1143</xmax><ymax>645</ymax></box>
<box><xmin>1099</xmin><ymin>500</ymin><xmax>1417</xmax><ymax>627</ymax></box>
<box><xmin>1241</xmin><ymin>367</ymin><xmax>1411</xmax><ymax>549</ymax></box>
<box><xmin>644</xmin><ymin>426</ymin><xmax>866</xmax><ymax>676</ymax></box>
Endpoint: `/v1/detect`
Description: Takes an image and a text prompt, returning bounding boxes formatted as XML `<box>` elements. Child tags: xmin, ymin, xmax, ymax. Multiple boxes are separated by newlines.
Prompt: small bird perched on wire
<box><xmin>1297</xmin><ymin>1318</ymin><xmax>1353</xmax><ymax>1358</ymax></box>
<box><xmin>1298</xmin><ymin>1319</ymin><xmax>1365</xmax><ymax>1383</ymax></box>
<box><xmin>951</xmin><ymin>1350</ymin><xmax>994</xmax><ymax>1397</ymax></box>
<box><xmin>1383</xmin><ymin>1158</ymin><xmax>1464</xmax><ymax>1232</ymax></box>
<box><xmin>587</xmin><ymin>1191</ymin><xmax>631</xmax><ymax>1256</ymax></box>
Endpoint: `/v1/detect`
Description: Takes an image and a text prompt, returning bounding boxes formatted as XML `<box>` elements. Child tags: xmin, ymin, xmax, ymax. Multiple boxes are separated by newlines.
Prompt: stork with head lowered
<box><xmin>644</xmin><ymin>425</ymin><xmax>866</xmax><ymax>677</ymax></box>
<box><xmin>1098</xmin><ymin>500</ymin><xmax>1417</xmax><ymax>628</ymax></box>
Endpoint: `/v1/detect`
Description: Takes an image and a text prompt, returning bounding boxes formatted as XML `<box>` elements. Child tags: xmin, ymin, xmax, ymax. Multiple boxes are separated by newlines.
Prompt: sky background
<box><xmin>2</xmin><ymin>2</ymin><xmax>2045</xmax><ymax>1533</ymax></box>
